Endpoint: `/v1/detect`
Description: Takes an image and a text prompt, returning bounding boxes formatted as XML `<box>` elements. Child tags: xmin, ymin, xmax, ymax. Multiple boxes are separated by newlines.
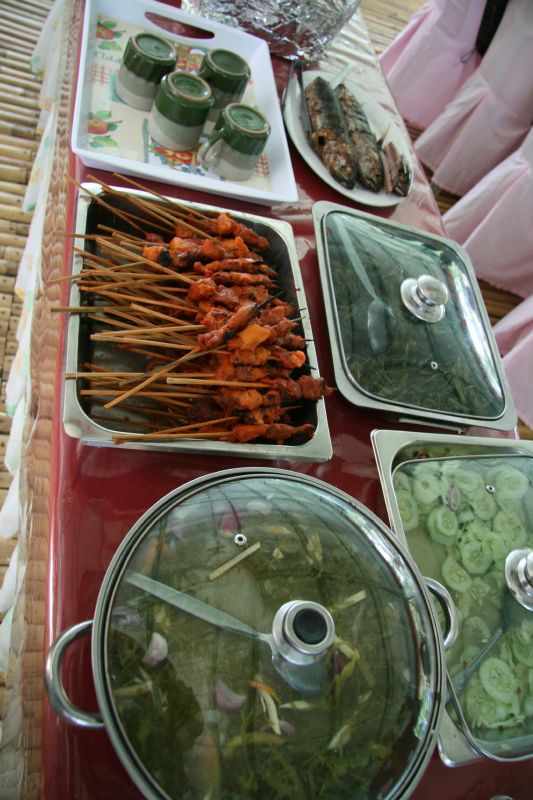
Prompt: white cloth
<box><xmin>415</xmin><ymin>0</ymin><xmax>533</xmax><ymax>196</ymax></box>
<box><xmin>380</xmin><ymin>0</ymin><xmax>484</xmax><ymax>130</ymax></box>
<box><xmin>493</xmin><ymin>295</ymin><xmax>533</xmax><ymax>428</ymax></box>
<box><xmin>443</xmin><ymin>126</ymin><xmax>533</xmax><ymax>298</ymax></box>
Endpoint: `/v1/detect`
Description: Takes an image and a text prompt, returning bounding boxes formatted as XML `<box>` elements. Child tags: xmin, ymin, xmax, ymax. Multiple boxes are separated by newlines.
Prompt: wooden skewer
<box><xmin>90</xmin><ymin>335</ymin><xmax>196</xmax><ymax>350</ymax></box>
<box><xmin>166</xmin><ymin>377</ymin><xmax>270</xmax><ymax>388</ymax></box>
<box><xmin>121</xmin><ymin>415</ymin><xmax>238</xmax><ymax>436</ymax></box>
<box><xmin>113</xmin><ymin>430</ymin><xmax>231</xmax><ymax>443</ymax></box>
<box><xmin>90</xmin><ymin>323</ymin><xmax>204</xmax><ymax>337</ymax></box>
<box><xmin>69</xmin><ymin>178</ymin><xmax>146</xmax><ymax>233</ymax></box>
<box><xmin>112</xmin><ymin>172</ymin><xmax>216</xmax><ymax>227</ymax></box>
<box><xmin>87</xmin><ymin>174</ymin><xmax>203</xmax><ymax>236</ymax></box>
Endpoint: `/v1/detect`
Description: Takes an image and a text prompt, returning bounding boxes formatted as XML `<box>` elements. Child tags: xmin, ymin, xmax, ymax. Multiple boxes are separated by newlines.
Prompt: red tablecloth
<box><xmin>28</xmin><ymin>3</ymin><xmax>532</xmax><ymax>799</ymax></box>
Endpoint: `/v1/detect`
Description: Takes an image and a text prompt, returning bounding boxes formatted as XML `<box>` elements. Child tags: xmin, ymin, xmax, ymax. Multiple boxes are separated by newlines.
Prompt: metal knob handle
<box><xmin>401</xmin><ymin>274</ymin><xmax>449</xmax><ymax>323</ymax></box>
<box><xmin>505</xmin><ymin>549</ymin><xmax>533</xmax><ymax>611</ymax></box>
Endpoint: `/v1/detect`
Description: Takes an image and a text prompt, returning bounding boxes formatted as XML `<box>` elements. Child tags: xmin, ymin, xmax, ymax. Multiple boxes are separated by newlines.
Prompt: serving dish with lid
<box><xmin>312</xmin><ymin>201</ymin><xmax>516</xmax><ymax>432</ymax></box>
<box><xmin>372</xmin><ymin>429</ymin><xmax>533</xmax><ymax>767</ymax></box>
<box><xmin>62</xmin><ymin>184</ymin><xmax>332</xmax><ymax>462</ymax></box>
<box><xmin>45</xmin><ymin>468</ymin><xmax>455</xmax><ymax>800</ymax></box>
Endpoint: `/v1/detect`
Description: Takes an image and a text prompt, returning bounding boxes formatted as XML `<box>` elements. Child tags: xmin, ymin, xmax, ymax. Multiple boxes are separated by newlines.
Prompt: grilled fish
<box><xmin>304</xmin><ymin>77</ymin><xmax>357</xmax><ymax>189</ymax></box>
<box><xmin>335</xmin><ymin>83</ymin><xmax>384</xmax><ymax>193</ymax></box>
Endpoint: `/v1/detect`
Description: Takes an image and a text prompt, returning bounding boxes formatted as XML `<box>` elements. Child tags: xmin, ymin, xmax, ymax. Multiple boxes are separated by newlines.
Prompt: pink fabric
<box><xmin>493</xmin><ymin>296</ymin><xmax>533</xmax><ymax>428</ymax></box>
<box><xmin>415</xmin><ymin>0</ymin><xmax>533</xmax><ymax>196</ymax></box>
<box><xmin>380</xmin><ymin>0</ymin><xmax>483</xmax><ymax>130</ymax></box>
<box><xmin>443</xmin><ymin>127</ymin><xmax>533</xmax><ymax>297</ymax></box>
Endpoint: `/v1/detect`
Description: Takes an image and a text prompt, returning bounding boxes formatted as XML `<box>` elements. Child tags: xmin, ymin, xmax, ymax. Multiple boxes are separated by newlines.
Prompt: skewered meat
<box><xmin>230</xmin><ymin>423</ymin><xmax>314</xmax><ymax>444</ymax></box>
<box><xmin>193</xmin><ymin>259</ymin><xmax>276</xmax><ymax>278</ymax></box>
<box><xmin>334</xmin><ymin>83</ymin><xmax>384</xmax><ymax>192</ymax></box>
<box><xmin>304</xmin><ymin>77</ymin><xmax>357</xmax><ymax>189</ymax></box>
<box><xmin>66</xmin><ymin>186</ymin><xmax>333</xmax><ymax>447</ymax></box>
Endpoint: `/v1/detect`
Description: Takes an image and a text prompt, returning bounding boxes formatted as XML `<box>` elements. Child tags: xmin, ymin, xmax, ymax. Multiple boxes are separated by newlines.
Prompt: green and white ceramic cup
<box><xmin>198</xmin><ymin>103</ymin><xmax>270</xmax><ymax>181</ymax></box>
<box><xmin>116</xmin><ymin>33</ymin><xmax>176</xmax><ymax>111</ymax></box>
<box><xmin>148</xmin><ymin>71</ymin><xmax>213</xmax><ymax>151</ymax></box>
<box><xmin>198</xmin><ymin>49</ymin><xmax>251</xmax><ymax>121</ymax></box>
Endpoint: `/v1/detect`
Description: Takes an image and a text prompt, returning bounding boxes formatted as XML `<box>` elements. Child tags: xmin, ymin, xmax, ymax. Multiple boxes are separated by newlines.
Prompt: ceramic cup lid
<box><xmin>391</xmin><ymin>453</ymin><xmax>533</xmax><ymax>759</ymax></box>
<box><xmin>95</xmin><ymin>469</ymin><xmax>445</xmax><ymax>800</ymax></box>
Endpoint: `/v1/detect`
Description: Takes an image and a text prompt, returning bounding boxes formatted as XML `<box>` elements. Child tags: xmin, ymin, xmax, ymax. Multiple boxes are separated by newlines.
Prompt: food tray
<box><xmin>372</xmin><ymin>429</ymin><xmax>533</xmax><ymax>766</ymax></box>
<box><xmin>71</xmin><ymin>0</ymin><xmax>297</xmax><ymax>206</ymax></box>
<box><xmin>62</xmin><ymin>184</ymin><xmax>332</xmax><ymax>462</ymax></box>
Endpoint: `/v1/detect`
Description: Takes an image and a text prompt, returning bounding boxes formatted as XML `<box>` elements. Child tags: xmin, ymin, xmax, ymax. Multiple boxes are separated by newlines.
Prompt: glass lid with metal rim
<box><xmin>391</xmin><ymin>453</ymin><xmax>533</xmax><ymax>760</ymax></box>
<box><xmin>94</xmin><ymin>469</ymin><xmax>445</xmax><ymax>800</ymax></box>
<box><xmin>312</xmin><ymin>202</ymin><xmax>515</xmax><ymax>429</ymax></box>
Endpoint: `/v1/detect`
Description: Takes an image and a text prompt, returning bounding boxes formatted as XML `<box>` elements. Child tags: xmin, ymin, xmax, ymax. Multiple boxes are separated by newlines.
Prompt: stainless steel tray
<box><xmin>312</xmin><ymin>201</ymin><xmax>517</xmax><ymax>433</ymax></box>
<box><xmin>62</xmin><ymin>185</ymin><xmax>332</xmax><ymax>461</ymax></box>
<box><xmin>371</xmin><ymin>428</ymin><xmax>533</xmax><ymax>767</ymax></box>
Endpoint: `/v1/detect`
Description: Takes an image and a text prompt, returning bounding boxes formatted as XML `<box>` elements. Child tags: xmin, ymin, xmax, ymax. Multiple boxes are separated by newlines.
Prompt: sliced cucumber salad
<box><xmin>393</xmin><ymin>455</ymin><xmax>533</xmax><ymax>734</ymax></box>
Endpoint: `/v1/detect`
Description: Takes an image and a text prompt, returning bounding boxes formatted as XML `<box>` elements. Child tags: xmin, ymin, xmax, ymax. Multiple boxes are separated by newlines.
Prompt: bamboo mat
<box><xmin>0</xmin><ymin>0</ymin><xmax>54</xmax><ymax>711</ymax></box>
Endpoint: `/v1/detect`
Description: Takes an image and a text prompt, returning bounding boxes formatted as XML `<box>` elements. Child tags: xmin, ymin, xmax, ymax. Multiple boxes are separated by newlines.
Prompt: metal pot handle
<box><xmin>425</xmin><ymin>577</ymin><xmax>459</xmax><ymax>650</ymax></box>
<box><xmin>45</xmin><ymin>620</ymin><xmax>104</xmax><ymax>729</ymax></box>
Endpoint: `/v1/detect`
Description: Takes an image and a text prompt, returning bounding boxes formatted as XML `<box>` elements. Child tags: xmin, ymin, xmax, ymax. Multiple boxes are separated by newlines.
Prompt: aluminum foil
<box><xmin>182</xmin><ymin>0</ymin><xmax>362</xmax><ymax>62</ymax></box>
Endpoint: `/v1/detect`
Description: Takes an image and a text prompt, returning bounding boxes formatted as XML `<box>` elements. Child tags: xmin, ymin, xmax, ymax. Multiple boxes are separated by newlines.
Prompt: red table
<box><xmin>8</xmin><ymin>1</ymin><xmax>531</xmax><ymax>797</ymax></box>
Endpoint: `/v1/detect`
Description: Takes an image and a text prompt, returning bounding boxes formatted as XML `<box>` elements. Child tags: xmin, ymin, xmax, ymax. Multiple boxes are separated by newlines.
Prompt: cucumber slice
<box><xmin>393</xmin><ymin>470</ymin><xmax>411</xmax><ymax>493</ymax></box>
<box><xmin>510</xmin><ymin>621</ymin><xmax>533</xmax><ymax>667</ymax></box>
<box><xmin>487</xmin><ymin>464</ymin><xmax>530</xmax><ymax>501</ymax></box>
<box><xmin>464</xmin><ymin>676</ymin><xmax>512</xmax><ymax>728</ymax></box>
<box><xmin>427</xmin><ymin>505</ymin><xmax>458</xmax><ymax>546</ymax></box>
<box><xmin>412</xmin><ymin>472</ymin><xmax>442</xmax><ymax>505</ymax></box>
<box><xmin>493</xmin><ymin>510</ymin><xmax>527</xmax><ymax>548</ymax></box>
<box><xmin>412</xmin><ymin>460</ymin><xmax>441</xmax><ymax>477</ymax></box>
<box><xmin>479</xmin><ymin>656</ymin><xmax>519</xmax><ymax>704</ymax></box>
<box><xmin>453</xmin><ymin>468</ymin><xmax>484</xmax><ymax>498</ymax></box>
<box><xmin>484</xmin><ymin>532</ymin><xmax>508</xmax><ymax>568</ymax></box>
<box><xmin>442</xmin><ymin>555</ymin><xmax>472</xmax><ymax>593</ymax></box>
<box><xmin>459</xmin><ymin>535</ymin><xmax>493</xmax><ymax>575</ymax></box>
<box><xmin>468</xmin><ymin>576</ymin><xmax>492</xmax><ymax>605</ymax></box>
<box><xmin>463</xmin><ymin>615</ymin><xmax>491</xmax><ymax>646</ymax></box>
<box><xmin>395</xmin><ymin>489</ymin><xmax>419</xmax><ymax>532</ymax></box>
<box><xmin>470</xmin><ymin>492</ymin><xmax>497</xmax><ymax>521</ymax></box>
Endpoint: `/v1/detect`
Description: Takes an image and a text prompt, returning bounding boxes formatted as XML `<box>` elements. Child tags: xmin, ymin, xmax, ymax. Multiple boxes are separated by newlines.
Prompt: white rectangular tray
<box><xmin>71</xmin><ymin>0</ymin><xmax>298</xmax><ymax>205</ymax></box>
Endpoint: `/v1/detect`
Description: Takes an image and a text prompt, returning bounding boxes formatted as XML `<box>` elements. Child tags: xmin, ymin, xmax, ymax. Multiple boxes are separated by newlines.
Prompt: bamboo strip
<box><xmin>0</xmin><ymin>164</ymin><xmax>30</xmax><ymax>184</ymax></box>
<box><xmin>0</xmin><ymin>92</ymin><xmax>40</xmax><ymax>111</ymax></box>
<box><xmin>0</xmin><ymin>68</ymin><xmax>40</xmax><ymax>94</ymax></box>
<box><xmin>0</xmin><ymin>132</ymin><xmax>39</xmax><ymax>151</ymax></box>
<box><xmin>1</xmin><ymin>0</ymin><xmax>51</xmax><ymax>17</ymax></box>
<box><xmin>0</xmin><ymin>143</ymin><xmax>36</xmax><ymax>160</ymax></box>
<box><xmin>0</xmin><ymin>53</ymin><xmax>33</xmax><ymax>69</ymax></box>
<box><xmin>0</xmin><ymin>43</ymin><xmax>34</xmax><ymax>61</ymax></box>
<box><xmin>0</xmin><ymin>192</ymin><xmax>22</xmax><ymax>207</ymax></box>
<box><xmin>0</xmin><ymin>260</ymin><xmax>19</xmax><ymax>277</ymax></box>
<box><xmin>0</xmin><ymin>204</ymin><xmax>33</xmax><ymax>222</ymax></box>
<box><xmin>0</xmin><ymin>21</ymin><xmax>40</xmax><ymax>44</ymax></box>
<box><xmin>0</xmin><ymin>245</ymin><xmax>23</xmax><ymax>261</ymax></box>
<box><xmin>0</xmin><ymin>219</ymin><xmax>29</xmax><ymax>235</ymax></box>
<box><xmin>0</xmin><ymin>120</ymin><xmax>38</xmax><ymax>141</ymax></box>
<box><xmin>0</xmin><ymin>155</ymin><xmax>34</xmax><ymax>170</ymax></box>
<box><xmin>0</xmin><ymin>102</ymin><xmax>40</xmax><ymax>121</ymax></box>
<box><xmin>0</xmin><ymin>9</ymin><xmax>43</xmax><ymax>31</ymax></box>
<box><xmin>0</xmin><ymin>232</ymin><xmax>28</xmax><ymax>249</ymax></box>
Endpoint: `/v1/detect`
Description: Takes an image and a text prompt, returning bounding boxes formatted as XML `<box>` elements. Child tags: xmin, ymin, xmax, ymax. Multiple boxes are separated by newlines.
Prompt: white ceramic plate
<box><xmin>283</xmin><ymin>69</ymin><xmax>413</xmax><ymax>207</ymax></box>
